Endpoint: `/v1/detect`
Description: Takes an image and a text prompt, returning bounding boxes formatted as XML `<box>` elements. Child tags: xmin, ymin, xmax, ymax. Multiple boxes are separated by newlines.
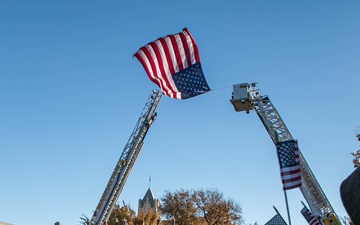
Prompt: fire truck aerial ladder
<box><xmin>90</xmin><ymin>89</ymin><xmax>162</xmax><ymax>225</ymax></box>
<box><xmin>230</xmin><ymin>83</ymin><xmax>341</xmax><ymax>225</ymax></box>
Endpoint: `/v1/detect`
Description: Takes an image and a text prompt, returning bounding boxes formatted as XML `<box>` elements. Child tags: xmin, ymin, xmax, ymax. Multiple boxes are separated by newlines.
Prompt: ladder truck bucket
<box><xmin>230</xmin><ymin>83</ymin><xmax>253</xmax><ymax>113</ymax></box>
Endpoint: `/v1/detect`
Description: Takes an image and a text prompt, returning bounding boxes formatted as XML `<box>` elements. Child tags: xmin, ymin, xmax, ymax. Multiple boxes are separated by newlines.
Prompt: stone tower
<box><xmin>138</xmin><ymin>187</ymin><xmax>160</xmax><ymax>216</ymax></box>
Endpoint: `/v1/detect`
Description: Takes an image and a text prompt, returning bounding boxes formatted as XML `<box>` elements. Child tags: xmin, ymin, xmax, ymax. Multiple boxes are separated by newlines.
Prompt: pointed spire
<box><xmin>143</xmin><ymin>187</ymin><xmax>155</xmax><ymax>202</ymax></box>
<box><xmin>149</xmin><ymin>174</ymin><xmax>151</xmax><ymax>188</ymax></box>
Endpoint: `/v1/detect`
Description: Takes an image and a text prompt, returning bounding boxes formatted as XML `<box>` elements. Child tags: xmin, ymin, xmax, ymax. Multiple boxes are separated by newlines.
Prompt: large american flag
<box><xmin>301</xmin><ymin>206</ymin><xmax>321</xmax><ymax>225</ymax></box>
<box><xmin>134</xmin><ymin>28</ymin><xmax>211</xmax><ymax>99</ymax></box>
<box><xmin>276</xmin><ymin>140</ymin><xmax>301</xmax><ymax>190</ymax></box>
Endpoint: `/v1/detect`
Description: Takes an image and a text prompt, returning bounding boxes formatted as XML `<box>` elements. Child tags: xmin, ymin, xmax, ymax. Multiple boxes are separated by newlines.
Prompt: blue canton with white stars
<box><xmin>277</xmin><ymin>141</ymin><xmax>296</xmax><ymax>168</ymax></box>
<box><xmin>172</xmin><ymin>62</ymin><xmax>211</xmax><ymax>99</ymax></box>
<box><xmin>265</xmin><ymin>214</ymin><xmax>287</xmax><ymax>225</ymax></box>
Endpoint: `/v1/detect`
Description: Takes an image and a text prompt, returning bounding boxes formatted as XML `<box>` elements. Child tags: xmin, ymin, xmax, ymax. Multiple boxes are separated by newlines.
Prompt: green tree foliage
<box><xmin>160</xmin><ymin>188</ymin><xmax>243</xmax><ymax>225</ymax></box>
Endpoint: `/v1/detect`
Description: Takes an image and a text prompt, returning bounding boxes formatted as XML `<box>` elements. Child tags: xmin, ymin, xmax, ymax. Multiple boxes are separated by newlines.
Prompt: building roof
<box><xmin>142</xmin><ymin>187</ymin><xmax>155</xmax><ymax>202</ymax></box>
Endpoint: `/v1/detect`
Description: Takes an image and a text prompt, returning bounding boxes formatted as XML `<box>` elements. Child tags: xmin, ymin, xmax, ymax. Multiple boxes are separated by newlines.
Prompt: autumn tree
<box><xmin>160</xmin><ymin>189</ymin><xmax>199</xmax><ymax>225</ymax></box>
<box><xmin>160</xmin><ymin>188</ymin><xmax>243</xmax><ymax>225</ymax></box>
<box><xmin>107</xmin><ymin>202</ymin><xmax>137</xmax><ymax>225</ymax></box>
<box><xmin>106</xmin><ymin>201</ymin><xmax>159</xmax><ymax>225</ymax></box>
<box><xmin>136</xmin><ymin>210</ymin><xmax>160</xmax><ymax>225</ymax></box>
<box><xmin>352</xmin><ymin>129</ymin><xmax>360</xmax><ymax>168</ymax></box>
<box><xmin>193</xmin><ymin>189</ymin><xmax>243</xmax><ymax>225</ymax></box>
<box><xmin>79</xmin><ymin>214</ymin><xmax>91</xmax><ymax>225</ymax></box>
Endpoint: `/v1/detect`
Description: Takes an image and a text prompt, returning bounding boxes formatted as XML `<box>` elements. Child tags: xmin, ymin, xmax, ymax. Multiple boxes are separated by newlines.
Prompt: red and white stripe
<box><xmin>301</xmin><ymin>207</ymin><xmax>321</xmax><ymax>225</ymax></box>
<box><xmin>281</xmin><ymin>142</ymin><xmax>301</xmax><ymax>190</ymax></box>
<box><xmin>134</xmin><ymin>28</ymin><xmax>200</xmax><ymax>99</ymax></box>
<box><xmin>308</xmin><ymin>217</ymin><xmax>321</xmax><ymax>225</ymax></box>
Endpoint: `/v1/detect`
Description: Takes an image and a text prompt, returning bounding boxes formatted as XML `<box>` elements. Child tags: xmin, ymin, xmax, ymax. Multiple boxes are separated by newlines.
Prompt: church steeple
<box><xmin>149</xmin><ymin>175</ymin><xmax>151</xmax><ymax>188</ymax></box>
<box><xmin>142</xmin><ymin>187</ymin><xmax>156</xmax><ymax>206</ymax></box>
<box><xmin>138</xmin><ymin>186</ymin><xmax>160</xmax><ymax>216</ymax></box>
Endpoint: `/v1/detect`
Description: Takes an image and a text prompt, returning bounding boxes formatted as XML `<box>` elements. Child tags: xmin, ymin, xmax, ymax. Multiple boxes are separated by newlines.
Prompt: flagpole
<box><xmin>273</xmin><ymin>206</ymin><xmax>288</xmax><ymax>225</ymax></box>
<box><xmin>275</xmin><ymin>131</ymin><xmax>292</xmax><ymax>225</ymax></box>
<box><xmin>284</xmin><ymin>190</ymin><xmax>292</xmax><ymax>225</ymax></box>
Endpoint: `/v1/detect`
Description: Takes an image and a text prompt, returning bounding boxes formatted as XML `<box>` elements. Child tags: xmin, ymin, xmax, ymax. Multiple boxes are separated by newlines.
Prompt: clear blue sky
<box><xmin>1</xmin><ymin>1</ymin><xmax>359</xmax><ymax>225</ymax></box>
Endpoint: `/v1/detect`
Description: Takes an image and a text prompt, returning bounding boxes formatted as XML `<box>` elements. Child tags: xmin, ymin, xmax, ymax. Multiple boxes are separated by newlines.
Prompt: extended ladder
<box><xmin>91</xmin><ymin>89</ymin><xmax>162</xmax><ymax>225</ymax></box>
<box><xmin>230</xmin><ymin>83</ymin><xmax>340</xmax><ymax>225</ymax></box>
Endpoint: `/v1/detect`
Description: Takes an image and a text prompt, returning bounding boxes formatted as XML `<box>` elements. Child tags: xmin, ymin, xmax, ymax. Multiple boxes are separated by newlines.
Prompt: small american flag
<box><xmin>134</xmin><ymin>28</ymin><xmax>211</xmax><ymax>99</ymax></box>
<box><xmin>301</xmin><ymin>206</ymin><xmax>321</xmax><ymax>225</ymax></box>
<box><xmin>276</xmin><ymin>140</ymin><xmax>301</xmax><ymax>190</ymax></box>
<box><xmin>265</xmin><ymin>214</ymin><xmax>287</xmax><ymax>225</ymax></box>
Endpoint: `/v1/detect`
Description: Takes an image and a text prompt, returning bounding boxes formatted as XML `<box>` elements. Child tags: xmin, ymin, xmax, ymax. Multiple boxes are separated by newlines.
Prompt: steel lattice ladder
<box><xmin>91</xmin><ymin>90</ymin><xmax>162</xmax><ymax>225</ymax></box>
<box><xmin>231</xmin><ymin>83</ymin><xmax>341</xmax><ymax>225</ymax></box>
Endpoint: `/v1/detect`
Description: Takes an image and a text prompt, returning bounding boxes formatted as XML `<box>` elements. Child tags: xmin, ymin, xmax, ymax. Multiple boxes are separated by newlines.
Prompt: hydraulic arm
<box><xmin>230</xmin><ymin>83</ymin><xmax>340</xmax><ymax>225</ymax></box>
<box><xmin>91</xmin><ymin>89</ymin><xmax>162</xmax><ymax>225</ymax></box>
